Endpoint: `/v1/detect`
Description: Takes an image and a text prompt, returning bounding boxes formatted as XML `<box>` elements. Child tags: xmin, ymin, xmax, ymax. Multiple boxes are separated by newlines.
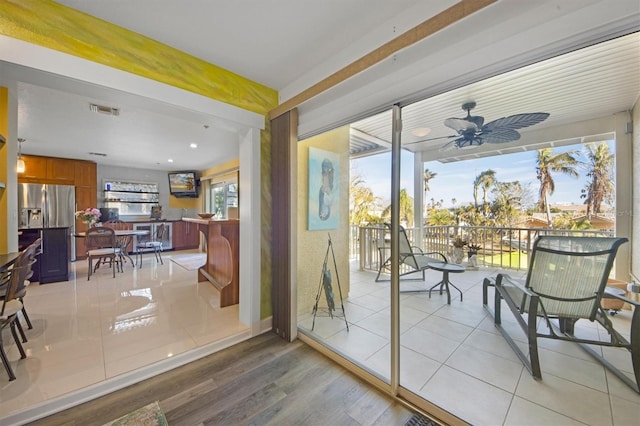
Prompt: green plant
<box><xmin>467</xmin><ymin>243</ymin><xmax>482</xmax><ymax>252</ymax></box>
<box><xmin>453</xmin><ymin>236</ymin><xmax>467</xmax><ymax>248</ymax></box>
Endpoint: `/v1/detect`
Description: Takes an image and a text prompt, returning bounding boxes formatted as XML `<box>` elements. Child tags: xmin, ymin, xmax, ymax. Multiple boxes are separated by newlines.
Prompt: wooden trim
<box><xmin>270</xmin><ymin>110</ymin><xmax>296</xmax><ymax>340</ymax></box>
<box><xmin>268</xmin><ymin>0</ymin><xmax>496</xmax><ymax>120</ymax></box>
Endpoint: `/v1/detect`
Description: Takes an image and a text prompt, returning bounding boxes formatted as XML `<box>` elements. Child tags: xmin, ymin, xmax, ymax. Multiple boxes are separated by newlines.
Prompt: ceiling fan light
<box><xmin>412</xmin><ymin>127</ymin><xmax>431</xmax><ymax>137</ymax></box>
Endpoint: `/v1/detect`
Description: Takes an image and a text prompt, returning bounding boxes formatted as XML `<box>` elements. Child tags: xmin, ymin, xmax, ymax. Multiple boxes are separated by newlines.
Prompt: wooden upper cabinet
<box><xmin>75</xmin><ymin>161</ymin><xmax>97</xmax><ymax>187</ymax></box>
<box><xmin>19</xmin><ymin>155</ymin><xmax>97</xmax><ymax>187</ymax></box>
<box><xmin>20</xmin><ymin>155</ymin><xmax>48</xmax><ymax>180</ymax></box>
<box><xmin>46</xmin><ymin>158</ymin><xmax>75</xmax><ymax>183</ymax></box>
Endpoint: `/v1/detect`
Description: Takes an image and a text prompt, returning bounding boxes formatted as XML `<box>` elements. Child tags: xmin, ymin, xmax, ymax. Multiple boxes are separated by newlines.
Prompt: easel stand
<box><xmin>312</xmin><ymin>233</ymin><xmax>349</xmax><ymax>332</ymax></box>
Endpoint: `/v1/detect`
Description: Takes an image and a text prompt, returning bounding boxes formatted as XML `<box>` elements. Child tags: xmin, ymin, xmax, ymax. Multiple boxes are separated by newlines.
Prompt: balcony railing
<box><xmin>353</xmin><ymin>224</ymin><xmax>614</xmax><ymax>273</ymax></box>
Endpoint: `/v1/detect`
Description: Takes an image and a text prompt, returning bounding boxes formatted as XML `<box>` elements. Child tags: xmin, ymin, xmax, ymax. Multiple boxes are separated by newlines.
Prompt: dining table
<box><xmin>75</xmin><ymin>229</ymin><xmax>149</xmax><ymax>267</ymax></box>
<box><xmin>0</xmin><ymin>252</ymin><xmax>20</xmax><ymax>273</ymax></box>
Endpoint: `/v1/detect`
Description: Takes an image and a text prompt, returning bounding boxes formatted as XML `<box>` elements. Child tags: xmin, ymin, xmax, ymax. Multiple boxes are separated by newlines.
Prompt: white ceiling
<box><xmin>351</xmin><ymin>32</ymin><xmax>640</xmax><ymax>161</ymax></box>
<box><xmin>2</xmin><ymin>0</ymin><xmax>639</xmax><ymax>171</ymax></box>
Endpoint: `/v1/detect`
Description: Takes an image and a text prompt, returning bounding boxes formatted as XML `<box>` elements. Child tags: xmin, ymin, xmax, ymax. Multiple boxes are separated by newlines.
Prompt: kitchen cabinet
<box><xmin>47</xmin><ymin>158</ymin><xmax>75</xmax><ymax>183</ymax></box>
<box><xmin>172</xmin><ymin>220</ymin><xmax>200</xmax><ymax>250</ymax></box>
<box><xmin>19</xmin><ymin>155</ymin><xmax>48</xmax><ymax>181</ymax></box>
<box><xmin>75</xmin><ymin>161</ymin><xmax>97</xmax><ymax>187</ymax></box>
<box><xmin>19</xmin><ymin>228</ymin><xmax>70</xmax><ymax>284</ymax></box>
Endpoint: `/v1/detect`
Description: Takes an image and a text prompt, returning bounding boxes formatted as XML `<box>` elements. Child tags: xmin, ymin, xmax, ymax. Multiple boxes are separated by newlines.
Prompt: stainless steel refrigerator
<box><xmin>18</xmin><ymin>183</ymin><xmax>76</xmax><ymax>268</ymax></box>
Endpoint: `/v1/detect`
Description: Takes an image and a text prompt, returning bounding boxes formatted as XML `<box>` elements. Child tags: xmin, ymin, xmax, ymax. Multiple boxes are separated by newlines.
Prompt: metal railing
<box><xmin>352</xmin><ymin>224</ymin><xmax>614</xmax><ymax>273</ymax></box>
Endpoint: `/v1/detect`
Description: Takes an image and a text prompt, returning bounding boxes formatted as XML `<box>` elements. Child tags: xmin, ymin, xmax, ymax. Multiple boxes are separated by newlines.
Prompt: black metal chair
<box><xmin>489</xmin><ymin>235</ymin><xmax>638</xmax><ymax>393</ymax></box>
<box><xmin>375</xmin><ymin>223</ymin><xmax>447</xmax><ymax>282</ymax></box>
<box><xmin>136</xmin><ymin>224</ymin><xmax>166</xmax><ymax>267</ymax></box>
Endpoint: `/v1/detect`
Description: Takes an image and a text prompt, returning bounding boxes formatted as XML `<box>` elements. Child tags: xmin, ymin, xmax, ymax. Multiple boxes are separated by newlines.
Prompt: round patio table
<box><xmin>427</xmin><ymin>262</ymin><xmax>465</xmax><ymax>304</ymax></box>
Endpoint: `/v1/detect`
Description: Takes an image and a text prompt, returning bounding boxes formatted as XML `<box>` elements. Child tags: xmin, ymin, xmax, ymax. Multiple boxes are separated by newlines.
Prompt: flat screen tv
<box><xmin>168</xmin><ymin>171</ymin><xmax>199</xmax><ymax>197</ymax></box>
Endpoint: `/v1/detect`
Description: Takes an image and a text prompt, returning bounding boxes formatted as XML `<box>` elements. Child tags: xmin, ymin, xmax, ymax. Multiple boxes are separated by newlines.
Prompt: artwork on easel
<box><xmin>322</xmin><ymin>267</ymin><xmax>335</xmax><ymax>312</ymax></box>
<box><xmin>312</xmin><ymin>233</ymin><xmax>348</xmax><ymax>331</ymax></box>
<box><xmin>308</xmin><ymin>147</ymin><xmax>339</xmax><ymax>230</ymax></box>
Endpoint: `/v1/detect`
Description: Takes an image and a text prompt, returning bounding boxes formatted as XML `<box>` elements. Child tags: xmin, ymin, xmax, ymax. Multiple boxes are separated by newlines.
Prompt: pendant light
<box><xmin>17</xmin><ymin>138</ymin><xmax>25</xmax><ymax>174</ymax></box>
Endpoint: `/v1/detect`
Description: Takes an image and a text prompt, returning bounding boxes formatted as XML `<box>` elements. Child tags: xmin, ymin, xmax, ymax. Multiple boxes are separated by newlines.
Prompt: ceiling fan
<box><xmin>408</xmin><ymin>102</ymin><xmax>550</xmax><ymax>151</ymax></box>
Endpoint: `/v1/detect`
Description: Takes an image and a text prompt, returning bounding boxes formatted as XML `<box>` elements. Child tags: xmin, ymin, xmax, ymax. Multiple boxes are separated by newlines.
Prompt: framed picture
<box><xmin>308</xmin><ymin>147</ymin><xmax>339</xmax><ymax>230</ymax></box>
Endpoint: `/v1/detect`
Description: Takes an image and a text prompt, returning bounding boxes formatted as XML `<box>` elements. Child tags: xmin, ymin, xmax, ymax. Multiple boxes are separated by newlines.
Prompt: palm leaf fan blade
<box><xmin>480</xmin><ymin>128</ymin><xmax>521</xmax><ymax>144</ymax></box>
<box><xmin>482</xmin><ymin>112</ymin><xmax>549</xmax><ymax>132</ymax></box>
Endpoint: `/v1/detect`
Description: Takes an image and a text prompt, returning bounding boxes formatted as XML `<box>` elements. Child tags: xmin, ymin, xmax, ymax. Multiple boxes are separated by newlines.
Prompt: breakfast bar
<box><xmin>182</xmin><ymin>218</ymin><xmax>239</xmax><ymax>307</ymax></box>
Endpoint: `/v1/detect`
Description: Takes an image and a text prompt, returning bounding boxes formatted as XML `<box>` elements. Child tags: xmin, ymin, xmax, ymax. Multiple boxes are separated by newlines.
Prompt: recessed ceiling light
<box><xmin>168</xmin><ymin>159</ymin><xmax>174</xmax><ymax>163</ymax></box>
<box><xmin>190</xmin><ymin>143</ymin><xmax>198</xmax><ymax>149</ymax></box>
<box><xmin>412</xmin><ymin>127</ymin><xmax>431</xmax><ymax>137</ymax></box>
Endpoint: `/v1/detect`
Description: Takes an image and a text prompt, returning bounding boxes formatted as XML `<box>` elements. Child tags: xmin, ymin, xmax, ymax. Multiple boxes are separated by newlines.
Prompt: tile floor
<box><xmin>299</xmin><ymin>264</ymin><xmax>640</xmax><ymax>425</ymax></box>
<box><xmin>0</xmin><ymin>250</ymin><xmax>247</xmax><ymax>420</ymax></box>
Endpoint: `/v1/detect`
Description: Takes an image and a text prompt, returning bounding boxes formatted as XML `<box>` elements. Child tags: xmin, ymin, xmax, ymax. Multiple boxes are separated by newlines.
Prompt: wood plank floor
<box><xmin>30</xmin><ymin>332</ymin><xmax>416</xmax><ymax>426</ymax></box>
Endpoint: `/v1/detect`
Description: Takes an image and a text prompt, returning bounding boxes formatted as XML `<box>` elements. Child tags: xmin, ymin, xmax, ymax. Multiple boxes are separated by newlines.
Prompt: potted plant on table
<box><xmin>75</xmin><ymin>207</ymin><xmax>101</xmax><ymax>227</ymax></box>
<box><xmin>452</xmin><ymin>236</ymin><xmax>466</xmax><ymax>264</ymax></box>
<box><xmin>467</xmin><ymin>243</ymin><xmax>482</xmax><ymax>259</ymax></box>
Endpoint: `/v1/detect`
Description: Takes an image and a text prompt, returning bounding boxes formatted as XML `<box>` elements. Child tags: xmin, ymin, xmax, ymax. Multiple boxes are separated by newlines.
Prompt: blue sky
<box><xmin>350</xmin><ymin>141</ymin><xmax>614</xmax><ymax>209</ymax></box>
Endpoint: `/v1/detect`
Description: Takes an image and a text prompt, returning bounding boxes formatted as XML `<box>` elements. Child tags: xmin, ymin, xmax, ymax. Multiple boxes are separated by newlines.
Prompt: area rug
<box><xmin>103</xmin><ymin>401</ymin><xmax>168</xmax><ymax>426</ymax></box>
<box><xmin>170</xmin><ymin>253</ymin><xmax>206</xmax><ymax>271</ymax></box>
<box><xmin>405</xmin><ymin>412</ymin><xmax>440</xmax><ymax>426</ymax></box>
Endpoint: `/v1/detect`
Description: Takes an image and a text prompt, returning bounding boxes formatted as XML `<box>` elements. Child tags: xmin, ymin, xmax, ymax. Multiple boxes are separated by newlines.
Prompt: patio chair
<box><xmin>375</xmin><ymin>223</ymin><xmax>447</xmax><ymax>282</ymax></box>
<box><xmin>490</xmin><ymin>235</ymin><xmax>639</xmax><ymax>393</ymax></box>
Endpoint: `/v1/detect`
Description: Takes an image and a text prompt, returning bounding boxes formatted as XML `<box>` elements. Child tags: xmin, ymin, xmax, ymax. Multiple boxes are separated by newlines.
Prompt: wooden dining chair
<box><xmin>103</xmin><ymin>220</ymin><xmax>135</xmax><ymax>267</ymax></box>
<box><xmin>85</xmin><ymin>227</ymin><xmax>122</xmax><ymax>280</ymax></box>
<box><xmin>0</xmin><ymin>238</ymin><xmax>41</xmax><ymax>344</ymax></box>
<box><xmin>0</xmin><ymin>249</ymin><xmax>32</xmax><ymax>380</ymax></box>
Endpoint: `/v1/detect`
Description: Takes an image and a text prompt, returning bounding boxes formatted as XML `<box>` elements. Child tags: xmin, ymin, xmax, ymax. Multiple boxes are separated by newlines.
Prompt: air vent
<box><xmin>89</xmin><ymin>152</ymin><xmax>108</xmax><ymax>157</ymax></box>
<box><xmin>89</xmin><ymin>103</ymin><xmax>120</xmax><ymax>116</ymax></box>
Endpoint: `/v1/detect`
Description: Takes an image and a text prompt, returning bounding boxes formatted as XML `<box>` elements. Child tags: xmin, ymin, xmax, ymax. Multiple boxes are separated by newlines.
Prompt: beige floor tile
<box><xmin>516</xmin><ymin>370</ymin><xmax>613</xmax><ymax>425</ymax></box>
<box><xmin>400</xmin><ymin>326</ymin><xmax>460</xmax><ymax>363</ymax></box>
<box><xmin>413</xmin><ymin>314</ymin><xmax>474</xmax><ymax>343</ymax></box>
<box><xmin>348</xmin><ymin>293</ymin><xmax>390</xmax><ymax>312</ymax></box>
<box><xmin>446</xmin><ymin>344</ymin><xmax>524</xmax><ymax>392</ymax></box>
<box><xmin>504</xmin><ymin>396</ymin><xmax>586</xmax><ymax>425</ymax></box>
<box><xmin>324</xmin><ymin>324</ymin><xmax>388</xmax><ymax>363</ymax></box>
<box><xmin>537</xmin><ymin>346</ymin><xmax>608</xmax><ymax>392</ymax></box>
<box><xmin>0</xmin><ymin>251</ymin><xmax>249</xmax><ymax>422</ymax></box>
<box><xmin>610</xmin><ymin>394</ymin><xmax>640</xmax><ymax>425</ymax></box>
<box><xmin>419</xmin><ymin>365</ymin><xmax>513</xmax><ymax>425</ymax></box>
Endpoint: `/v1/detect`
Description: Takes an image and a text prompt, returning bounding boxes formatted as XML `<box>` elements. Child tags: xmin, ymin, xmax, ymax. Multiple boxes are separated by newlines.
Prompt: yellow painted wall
<box><xmin>297</xmin><ymin>126</ymin><xmax>350</xmax><ymax>316</ymax></box>
<box><xmin>0</xmin><ymin>88</ymin><xmax>7</xmax><ymax>253</ymax></box>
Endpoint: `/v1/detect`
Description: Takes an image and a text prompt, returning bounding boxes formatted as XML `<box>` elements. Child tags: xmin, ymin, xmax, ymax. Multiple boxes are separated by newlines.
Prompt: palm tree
<box><xmin>424</xmin><ymin>168</ymin><xmax>437</xmax><ymax>194</ymax></box>
<box><xmin>423</xmin><ymin>168</ymin><xmax>437</xmax><ymax>215</ymax></box>
<box><xmin>349</xmin><ymin>175</ymin><xmax>378</xmax><ymax>225</ymax></box>
<box><xmin>473</xmin><ymin>170</ymin><xmax>496</xmax><ymax>214</ymax></box>
<box><xmin>382</xmin><ymin>188</ymin><xmax>414</xmax><ymax>226</ymax></box>
<box><xmin>536</xmin><ymin>148</ymin><xmax>579</xmax><ymax>226</ymax></box>
<box><xmin>581</xmin><ymin>142</ymin><xmax>615</xmax><ymax>218</ymax></box>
